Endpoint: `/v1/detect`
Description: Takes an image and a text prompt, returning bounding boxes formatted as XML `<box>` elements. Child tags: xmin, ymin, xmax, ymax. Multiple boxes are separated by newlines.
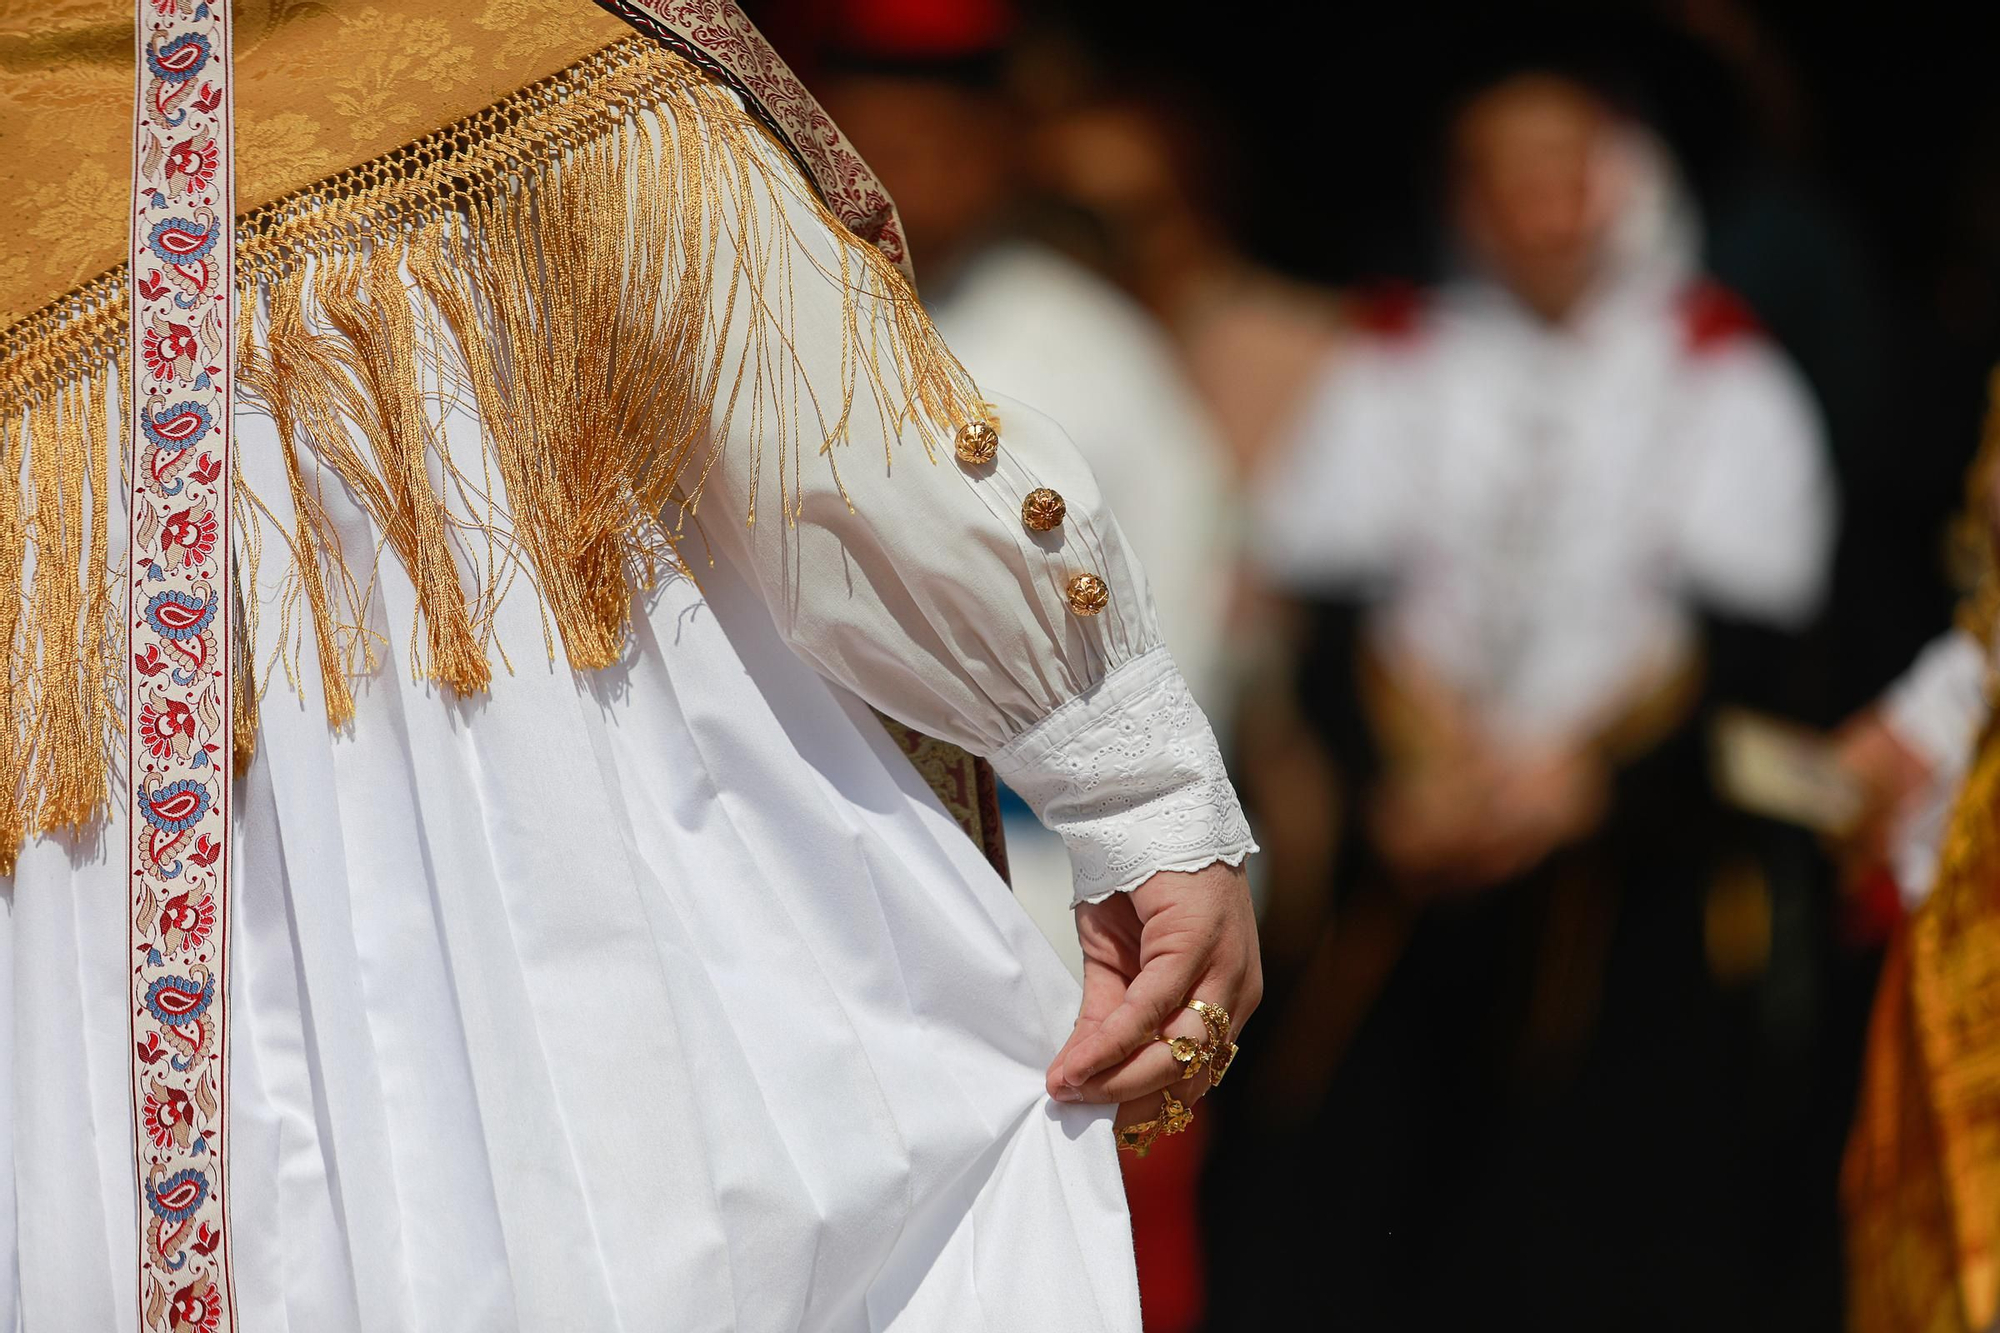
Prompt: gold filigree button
<box><xmin>955</xmin><ymin>420</ymin><xmax>999</xmax><ymax>466</ymax></box>
<box><xmin>1021</xmin><ymin>487</ymin><xmax>1066</xmax><ymax>532</ymax></box>
<box><xmin>1065</xmin><ymin>573</ymin><xmax>1110</xmax><ymax>616</ymax></box>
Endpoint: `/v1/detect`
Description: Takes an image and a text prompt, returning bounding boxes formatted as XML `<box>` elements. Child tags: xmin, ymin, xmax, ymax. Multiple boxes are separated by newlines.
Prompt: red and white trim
<box><xmin>128</xmin><ymin>0</ymin><xmax>236</xmax><ymax>1328</ymax></box>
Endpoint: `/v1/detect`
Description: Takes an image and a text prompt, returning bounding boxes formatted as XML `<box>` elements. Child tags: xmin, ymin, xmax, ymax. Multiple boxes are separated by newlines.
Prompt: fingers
<box><xmin>1057</xmin><ymin>1003</ymin><xmax>1212</xmax><ymax>1104</ymax></box>
<box><xmin>1045</xmin><ymin>952</ymin><xmax>1132</xmax><ymax>1098</ymax></box>
<box><xmin>1051</xmin><ymin>862</ymin><xmax>1262</xmax><ymax>1109</ymax></box>
<box><xmin>1055</xmin><ymin>947</ymin><xmax>1205</xmax><ymax>1092</ymax></box>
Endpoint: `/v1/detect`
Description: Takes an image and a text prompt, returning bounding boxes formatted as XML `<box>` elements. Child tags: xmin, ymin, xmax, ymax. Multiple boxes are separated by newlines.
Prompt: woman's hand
<box><xmin>1045</xmin><ymin>861</ymin><xmax>1261</xmax><ymax>1119</ymax></box>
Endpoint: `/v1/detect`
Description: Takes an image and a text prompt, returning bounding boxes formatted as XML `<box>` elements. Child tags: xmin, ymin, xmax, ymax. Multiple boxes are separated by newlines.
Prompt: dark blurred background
<box><xmin>752</xmin><ymin>2</ymin><xmax>2000</xmax><ymax>1328</ymax></box>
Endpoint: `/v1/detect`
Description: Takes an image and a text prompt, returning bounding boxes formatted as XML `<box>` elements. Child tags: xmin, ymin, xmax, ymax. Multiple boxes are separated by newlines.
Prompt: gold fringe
<box><xmin>0</xmin><ymin>405</ymin><xmax>23</xmax><ymax>875</ymax></box>
<box><xmin>0</xmin><ymin>36</ymin><xmax>981</xmax><ymax>866</ymax></box>
<box><xmin>0</xmin><ymin>375</ymin><xmax>117</xmax><ymax>860</ymax></box>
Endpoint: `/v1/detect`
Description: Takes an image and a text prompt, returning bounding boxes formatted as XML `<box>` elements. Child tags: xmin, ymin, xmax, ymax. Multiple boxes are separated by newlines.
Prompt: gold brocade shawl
<box><xmin>0</xmin><ymin>0</ymin><xmax>1006</xmax><ymax>873</ymax></box>
<box><xmin>0</xmin><ymin>1</ymin><xmax>623</xmax><ymax>331</ymax></box>
<box><xmin>1845</xmin><ymin>377</ymin><xmax>2000</xmax><ymax>1333</ymax></box>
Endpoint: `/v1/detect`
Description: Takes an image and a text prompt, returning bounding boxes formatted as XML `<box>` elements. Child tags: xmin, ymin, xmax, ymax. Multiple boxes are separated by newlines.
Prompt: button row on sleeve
<box><xmin>955</xmin><ymin>416</ymin><xmax>1104</xmax><ymax>617</ymax></box>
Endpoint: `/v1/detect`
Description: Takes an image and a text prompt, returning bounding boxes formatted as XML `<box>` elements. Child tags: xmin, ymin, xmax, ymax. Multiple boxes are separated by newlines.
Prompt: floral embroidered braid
<box><xmin>127</xmin><ymin>0</ymin><xmax>238</xmax><ymax>1329</ymax></box>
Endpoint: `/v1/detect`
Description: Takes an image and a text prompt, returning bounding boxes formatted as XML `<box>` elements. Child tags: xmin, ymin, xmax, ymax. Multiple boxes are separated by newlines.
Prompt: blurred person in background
<box><xmin>1026</xmin><ymin>89</ymin><xmax>1346</xmax><ymax>480</ymax></box>
<box><xmin>1835</xmin><ymin>379</ymin><xmax>2000</xmax><ymax>1333</ymax></box>
<box><xmin>1209</xmin><ymin>68</ymin><xmax>1837</xmax><ymax>1329</ymax></box>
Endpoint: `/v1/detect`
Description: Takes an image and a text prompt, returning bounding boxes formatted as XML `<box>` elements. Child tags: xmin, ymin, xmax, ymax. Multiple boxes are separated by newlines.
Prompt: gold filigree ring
<box><xmin>1157</xmin><ymin>1033</ymin><xmax>1210</xmax><ymax>1080</ymax></box>
<box><xmin>1115</xmin><ymin>1088</ymin><xmax>1196</xmax><ymax>1158</ymax></box>
<box><xmin>1184</xmin><ymin>998</ymin><xmax>1232</xmax><ymax>1046</ymax></box>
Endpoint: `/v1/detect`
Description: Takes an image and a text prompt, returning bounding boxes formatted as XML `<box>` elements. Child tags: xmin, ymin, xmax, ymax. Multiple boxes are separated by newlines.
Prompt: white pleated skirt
<box><xmin>1</xmin><ymin>394</ymin><xmax>1140</xmax><ymax>1331</ymax></box>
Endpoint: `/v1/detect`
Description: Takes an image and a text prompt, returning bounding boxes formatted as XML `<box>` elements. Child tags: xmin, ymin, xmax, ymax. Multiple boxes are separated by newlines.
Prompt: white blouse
<box><xmin>691</xmin><ymin>111</ymin><xmax>1254</xmax><ymax>904</ymax></box>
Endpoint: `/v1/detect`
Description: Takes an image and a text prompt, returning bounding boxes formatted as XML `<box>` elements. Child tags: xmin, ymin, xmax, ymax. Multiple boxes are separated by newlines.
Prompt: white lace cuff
<box><xmin>990</xmin><ymin>647</ymin><xmax>1257</xmax><ymax>905</ymax></box>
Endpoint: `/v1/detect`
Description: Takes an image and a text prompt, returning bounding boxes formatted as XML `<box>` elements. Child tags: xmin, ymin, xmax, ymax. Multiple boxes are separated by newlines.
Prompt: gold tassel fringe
<box><xmin>0</xmin><ymin>36</ymin><xmax>981</xmax><ymax>867</ymax></box>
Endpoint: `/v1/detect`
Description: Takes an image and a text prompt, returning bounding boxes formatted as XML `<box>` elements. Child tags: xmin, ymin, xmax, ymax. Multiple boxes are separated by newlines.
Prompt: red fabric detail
<box><xmin>1348</xmin><ymin>281</ymin><xmax>1426</xmax><ymax>342</ymax></box>
<box><xmin>823</xmin><ymin>0</ymin><xmax>1013</xmax><ymax>59</ymax></box>
<box><xmin>1841</xmin><ymin>866</ymin><xmax>1906</xmax><ymax>949</ymax></box>
<box><xmin>1120</xmin><ymin>1112</ymin><xmax>1209</xmax><ymax>1333</ymax></box>
<box><xmin>1680</xmin><ymin>280</ymin><xmax>1763</xmax><ymax>354</ymax></box>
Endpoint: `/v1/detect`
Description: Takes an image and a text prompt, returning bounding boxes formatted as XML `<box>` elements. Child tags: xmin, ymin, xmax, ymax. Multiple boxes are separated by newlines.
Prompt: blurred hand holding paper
<box><xmin>1712</xmin><ymin>707</ymin><xmax>1865</xmax><ymax>834</ymax></box>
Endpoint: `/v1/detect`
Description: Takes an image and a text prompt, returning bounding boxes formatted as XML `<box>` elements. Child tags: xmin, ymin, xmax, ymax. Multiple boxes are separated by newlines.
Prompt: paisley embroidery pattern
<box><xmin>129</xmin><ymin>0</ymin><xmax>235</xmax><ymax>1327</ymax></box>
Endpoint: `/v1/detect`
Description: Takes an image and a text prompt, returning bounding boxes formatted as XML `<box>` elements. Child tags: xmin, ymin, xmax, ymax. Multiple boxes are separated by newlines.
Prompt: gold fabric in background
<box><xmin>1846</xmin><ymin>720</ymin><xmax>2000</xmax><ymax>1333</ymax></box>
<box><xmin>0</xmin><ymin>0</ymin><xmax>629</xmax><ymax>330</ymax></box>
<box><xmin>1846</xmin><ymin>372</ymin><xmax>2000</xmax><ymax>1333</ymax></box>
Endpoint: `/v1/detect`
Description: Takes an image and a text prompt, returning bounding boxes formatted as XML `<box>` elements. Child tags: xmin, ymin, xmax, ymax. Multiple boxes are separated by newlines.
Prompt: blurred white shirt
<box><xmin>1256</xmin><ymin>269</ymin><xmax>1836</xmax><ymax>749</ymax></box>
<box><xmin>1883</xmin><ymin>627</ymin><xmax>1992</xmax><ymax>906</ymax></box>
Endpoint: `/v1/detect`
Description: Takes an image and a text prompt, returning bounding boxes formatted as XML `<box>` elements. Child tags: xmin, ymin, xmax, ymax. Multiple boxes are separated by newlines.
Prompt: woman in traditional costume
<box><xmin>0</xmin><ymin>2</ymin><xmax>1259</xmax><ymax>1328</ymax></box>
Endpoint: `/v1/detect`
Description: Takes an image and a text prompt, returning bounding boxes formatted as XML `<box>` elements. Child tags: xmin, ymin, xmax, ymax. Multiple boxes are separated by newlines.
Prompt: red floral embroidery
<box><xmin>138</xmin><ymin>696</ymin><xmax>199</xmax><ymax>759</ymax></box>
<box><xmin>143</xmin><ymin>1082</ymin><xmax>197</xmax><ymax>1149</ymax></box>
<box><xmin>164</xmin><ymin>135</ymin><xmax>219</xmax><ymax>197</ymax></box>
<box><xmin>161</xmin><ymin>502</ymin><xmax>218</xmax><ymax>568</ymax></box>
<box><xmin>158</xmin><ymin>889</ymin><xmax>217</xmax><ymax>950</ymax></box>
<box><xmin>168</xmin><ymin>1276</ymin><xmax>223</xmax><ymax>1333</ymax></box>
<box><xmin>142</xmin><ymin>318</ymin><xmax>202</xmax><ymax>383</ymax></box>
<box><xmin>131</xmin><ymin>0</ymin><xmax>235</xmax><ymax>1326</ymax></box>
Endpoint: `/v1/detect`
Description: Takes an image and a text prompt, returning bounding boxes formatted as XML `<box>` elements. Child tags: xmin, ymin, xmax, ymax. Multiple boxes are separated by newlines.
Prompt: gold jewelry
<box><xmin>1183</xmin><ymin>999</ymin><xmax>1236</xmax><ymax>1086</ymax></box>
<box><xmin>1020</xmin><ymin>487</ymin><xmax>1066</xmax><ymax>532</ymax></box>
<box><xmin>1185</xmin><ymin>999</ymin><xmax>1231</xmax><ymax>1046</ymax></box>
<box><xmin>1207</xmin><ymin>1041</ymin><xmax>1240</xmax><ymax>1087</ymax></box>
<box><xmin>955</xmin><ymin>420</ymin><xmax>1000</xmax><ymax>466</ymax></box>
<box><xmin>1115</xmin><ymin>1088</ymin><xmax>1195</xmax><ymax>1157</ymax></box>
<box><xmin>1157</xmin><ymin>1033</ymin><xmax>1210</xmax><ymax>1080</ymax></box>
<box><xmin>1064</xmin><ymin>573</ymin><xmax>1110</xmax><ymax>616</ymax></box>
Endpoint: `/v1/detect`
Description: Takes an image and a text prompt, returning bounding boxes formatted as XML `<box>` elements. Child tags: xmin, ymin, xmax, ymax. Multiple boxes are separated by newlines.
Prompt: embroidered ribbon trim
<box><xmin>592</xmin><ymin>0</ymin><xmax>914</xmax><ymax>279</ymax></box>
<box><xmin>128</xmin><ymin>0</ymin><xmax>237</xmax><ymax>1328</ymax></box>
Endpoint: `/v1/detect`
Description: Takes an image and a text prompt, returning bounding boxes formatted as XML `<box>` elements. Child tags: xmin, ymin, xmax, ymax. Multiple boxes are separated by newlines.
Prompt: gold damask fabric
<box><xmin>0</xmin><ymin>0</ymin><xmax>629</xmax><ymax>330</ymax></box>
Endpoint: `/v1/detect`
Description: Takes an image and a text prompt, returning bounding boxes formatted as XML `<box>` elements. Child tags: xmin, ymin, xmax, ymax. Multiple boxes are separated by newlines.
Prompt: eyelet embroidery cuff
<box><xmin>991</xmin><ymin>647</ymin><xmax>1257</xmax><ymax>905</ymax></box>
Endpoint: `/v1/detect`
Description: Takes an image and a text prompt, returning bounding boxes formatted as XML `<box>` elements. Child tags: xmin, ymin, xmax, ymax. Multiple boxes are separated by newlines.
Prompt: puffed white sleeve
<box><xmin>1676</xmin><ymin>342</ymin><xmax>1838</xmax><ymax>626</ymax></box>
<box><xmin>664</xmin><ymin>100</ymin><xmax>1255</xmax><ymax>905</ymax></box>
<box><xmin>1880</xmin><ymin>627</ymin><xmax>1993</xmax><ymax>907</ymax></box>
<box><xmin>1250</xmin><ymin>343</ymin><xmax>1415</xmax><ymax>594</ymax></box>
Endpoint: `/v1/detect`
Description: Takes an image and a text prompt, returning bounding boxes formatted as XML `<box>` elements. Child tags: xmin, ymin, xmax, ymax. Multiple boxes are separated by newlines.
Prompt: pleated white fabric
<box><xmin>5</xmin><ymin>390</ymin><xmax>1142</xmax><ymax>1329</ymax></box>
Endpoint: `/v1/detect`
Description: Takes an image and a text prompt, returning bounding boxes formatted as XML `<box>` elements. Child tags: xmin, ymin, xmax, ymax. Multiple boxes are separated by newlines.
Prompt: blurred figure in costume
<box><xmin>0</xmin><ymin>2</ymin><xmax>1259</xmax><ymax>1328</ymax></box>
<box><xmin>1212</xmin><ymin>71</ymin><xmax>1835</xmax><ymax>1328</ymax></box>
<box><xmin>1026</xmin><ymin>87</ymin><xmax>1346</xmax><ymax>481</ymax></box>
<box><xmin>1839</xmin><ymin>373</ymin><xmax>2000</xmax><ymax>1333</ymax></box>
